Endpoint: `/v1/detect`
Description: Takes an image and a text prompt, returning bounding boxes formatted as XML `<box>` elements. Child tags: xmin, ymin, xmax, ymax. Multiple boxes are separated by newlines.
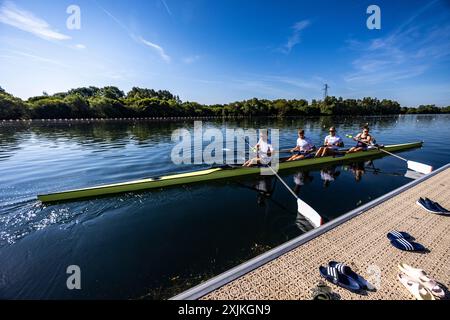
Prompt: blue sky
<box><xmin>0</xmin><ymin>0</ymin><xmax>449</xmax><ymax>106</ymax></box>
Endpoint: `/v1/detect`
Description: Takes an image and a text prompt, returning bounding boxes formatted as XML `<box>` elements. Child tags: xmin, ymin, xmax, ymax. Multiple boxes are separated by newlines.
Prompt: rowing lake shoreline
<box><xmin>0</xmin><ymin>114</ymin><xmax>449</xmax><ymax>299</ymax></box>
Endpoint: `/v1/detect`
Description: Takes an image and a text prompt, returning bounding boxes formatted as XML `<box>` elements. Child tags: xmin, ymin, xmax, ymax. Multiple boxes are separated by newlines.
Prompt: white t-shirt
<box><xmin>324</xmin><ymin>135</ymin><xmax>343</xmax><ymax>149</ymax></box>
<box><xmin>257</xmin><ymin>139</ymin><xmax>273</xmax><ymax>164</ymax></box>
<box><xmin>296</xmin><ymin>137</ymin><xmax>314</xmax><ymax>152</ymax></box>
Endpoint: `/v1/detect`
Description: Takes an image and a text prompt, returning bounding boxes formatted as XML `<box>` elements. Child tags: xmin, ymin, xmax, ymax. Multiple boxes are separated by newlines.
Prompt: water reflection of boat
<box><xmin>321</xmin><ymin>166</ymin><xmax>341</xmax><ymax>187</ymax></box>
<box><xmin>243</xmin><ymin>173</ymin><xmax>323</xmax><ymax>230</ymax></box>
<box><xmin>292</xmin><ymin>171</ymin><xmax>322</xmax><ymax>229</ymax></box>
<box><xmin>347</xmin><ymin>161</ymin><xmax>371</xmax><ymax>182</ymax></box>
<box><xmin>253</xmin><ymin>177</ymin><xmax>275</xmax><ymax>207</ymax></box>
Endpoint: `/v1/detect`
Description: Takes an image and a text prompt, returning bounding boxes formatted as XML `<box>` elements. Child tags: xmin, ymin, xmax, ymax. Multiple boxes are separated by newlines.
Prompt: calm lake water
<box><xmin>0</xmin><ymin>115</ymin><xmax>449</xmax><ymax>299</ymax></box>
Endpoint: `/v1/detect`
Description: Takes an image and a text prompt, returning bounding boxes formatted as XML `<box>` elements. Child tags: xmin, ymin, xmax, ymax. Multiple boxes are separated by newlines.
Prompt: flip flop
<box><xmin>319</xmin><ymin>266</ymin><xmax>361</xmax><ymax>292</ymax></box>
<box><xmin>387</xmin><ymin>230</ymin><xmax>413</xmax><ymax>241</ymax></box>
<box><xmin>390</xmin><ymin>238</ymin><xmax>426</xmax><ymax>252</ymax></box>
<box><xmin>329</xmin><ymin>261</ymin><xmax>375</xmax><ymax>291</ymax></box>
<box><xmin>416</xmin><ymin>198</ymin><xmax>441</xmax><ymax>214</ymax></box>
<box><xmin>398</xmin><ymin>273</ymin><xmax>435</xmax><ymax>300</ymax></box>
<box><xmin>398</xmin><ymin>263</ymin><xmax>445</xmax><ymax>299</ymax></box>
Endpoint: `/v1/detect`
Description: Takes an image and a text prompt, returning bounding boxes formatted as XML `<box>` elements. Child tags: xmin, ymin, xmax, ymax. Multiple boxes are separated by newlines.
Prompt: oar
<box><xmin>345</xmin><ymin>135</ymin><xmax>433</xmax><ymax>174</ymax></box>
<box><xmin>245</xmin><ymin>141</ymin><xmax>323</xmax><ymax>228</ymax></box>
<box><xmin>266</xmin><ymin>164</ymin><xmax>323</xmax><ymax>228</ymax></box>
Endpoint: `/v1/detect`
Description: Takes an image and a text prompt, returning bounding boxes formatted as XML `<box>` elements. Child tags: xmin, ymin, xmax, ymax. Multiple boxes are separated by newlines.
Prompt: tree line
<box><xmin>1</xmin><ymin>86</ymin><xmax>449</xmax><ymax>120</ymax></box>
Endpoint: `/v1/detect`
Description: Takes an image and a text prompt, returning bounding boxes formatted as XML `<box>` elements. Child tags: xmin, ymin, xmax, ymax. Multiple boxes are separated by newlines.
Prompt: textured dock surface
<box><xmin>202</xmin><ymin>167</ymin><xmax>450</xmax><ymax>300</ymax></box>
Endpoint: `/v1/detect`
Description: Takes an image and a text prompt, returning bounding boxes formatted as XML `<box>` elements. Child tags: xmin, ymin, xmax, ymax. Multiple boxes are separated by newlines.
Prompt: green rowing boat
<box><xmin>37</xmin><ymin>142</ymin><xmax>423</xmax><ymax>203</ymax></box>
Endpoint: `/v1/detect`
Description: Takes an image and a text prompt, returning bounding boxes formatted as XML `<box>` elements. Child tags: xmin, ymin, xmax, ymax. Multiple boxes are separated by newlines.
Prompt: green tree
<box><xmin>30</xmin><ymin>97</ymin><xmax>71</xmax><ymax>119</ymax></box>
<box><xmin>89</xmin><ymin>96</ymin><xmax>131</xmax><ymax>118</ymax></box>
<box><xmin>0</xmin><ymin>92</ymin><xmax>29</xmax><ymax>119</ymax></box>
<box><xmin>64</xmin><ymin>95</ymin><xmax>91</xmax><ymax>118</ymax></box>
<box><xmin>68</xmin><ymin>87</ymin><xmax>100</xmax><ymax>98</ymax></box>
<box><xmin>99</xmin><ymin>86</ymin><xmax>125</xmax><ymax>100</ymax></box>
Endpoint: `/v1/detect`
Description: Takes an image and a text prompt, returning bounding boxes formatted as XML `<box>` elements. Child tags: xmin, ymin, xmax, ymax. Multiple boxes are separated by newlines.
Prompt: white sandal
<box><xmin>398</xmin><ymin>273</ymin><xmax>435</xmax><ymax>300</ymax></box>
<box><xmin>398</xmin><ymin>263</ymin><xmax>445</xmax><ymax>299</ymax></box>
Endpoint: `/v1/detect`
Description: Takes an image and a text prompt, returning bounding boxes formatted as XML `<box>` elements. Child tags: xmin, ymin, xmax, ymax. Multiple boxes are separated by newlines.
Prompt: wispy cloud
<box><xmin>138</xmin><ymin>37</ymin><xmax>171</xmax><ymax>63</ymax></box>
<box><xmin>345</xmin><ymin>1</ymin><xmax>450</xmax><ymax>84</ymax></box>
<box><xmin>0</xmin><ymin>1</ymin><xmax>70</xmax><ymax>41</ymax></box>
<box><xmin>74</xmin><ymin>44</ymin><xmax>86</xmax><ymax>50</ymax></box>
<box><xmin>98</xmin><ymin>4</ymin><xmax>171</xmax><ymax>63</ymax></box>
<box><xmin>230</xmin><ymin>74</ymin><xmax>324</xmax><ymax>98</ymax></box>
<box><xmin>2</xmin><ymin>50</ymin><xmax>72</xmax><ymax>68</ymax></box>
<box><xmin>161</xmin><ymin>0</ymin><xmax>172</xmax><ymax>16</ymax></box>
<box><xmin>282</xmin><ymin>20</ymin><xmax>310</xmax><ymax>54</ymax></box>
<box><xmin>265</xmin><ymin>75</ymin><xmax>320</xmax><ymax>90</ymax></box>
<box><xmin>183</xmin><ymin>55</ymin><xmax>200</xmax><ymax>64</ymax></box>
<box><xmin>99</xmin><ymin>5</ymin><xmax>132</xmax><ymax>34</ymax></box>
<box><xmin>232</xmin><ymin>79</ymin><xmax>292</xmax><ymax>97</ymax></box>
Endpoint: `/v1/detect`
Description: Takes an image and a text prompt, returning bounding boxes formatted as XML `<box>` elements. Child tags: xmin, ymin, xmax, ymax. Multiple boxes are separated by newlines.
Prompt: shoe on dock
<box><xmin>387</xmin><ymin>230</ymin><xmax>414</xmax><ymax>241</ymax></box>
<box><xmin>390</xmin><ymin>238</ymin><xmax>426</xmax><ymax>252</ymax></box>
<box><xmin>424</xmin><ymin>198</ymin><xmax>450</xmax><ymax>215</ymax></box>
<box><xmin>319</xmin><ymin>266</ymin><xmax>361</xmax><ymax>293</ymax></box>
<box><xmin>416</xmin><ymin>197</ymin><xmax>445</xmax><ymax>214</ymax></box>
<box><xmin>398</xmin><ymin>263</ymin><xmax>445</xmax><ymax>299</ymax></box>
<box><xmin>328</xmin><ymin>261</ymin><xmax>375</xmax><ymax>291</ymax></box>
<box><xmin>398</xmin><ymin>273</ymin><xmax>435</xmax><ymax>300</ymax></box>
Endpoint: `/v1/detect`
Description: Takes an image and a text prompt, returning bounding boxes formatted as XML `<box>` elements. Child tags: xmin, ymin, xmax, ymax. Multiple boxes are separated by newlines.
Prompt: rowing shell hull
<box><xmin>37</xmin><ymin>142</ymin><xmax>423</xmax><ymax>203</ymax></box>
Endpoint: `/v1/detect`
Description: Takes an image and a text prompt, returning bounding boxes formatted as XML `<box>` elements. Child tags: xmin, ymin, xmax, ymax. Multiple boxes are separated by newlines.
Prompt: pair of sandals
<box><xmin>387</xmin><ymin>231</ymin><xmax>426</xmax><ymax>252</ymax></box>
<box><xmin>398</xmin><ymin>263</ymin><xmax>445</xmax><ymax>300</ymax></box>
<box><xmin>319</xmin><ymin>261</ymin><xmax>374</xmax><ymax>293</ymax></box>
<box><xmin>416</xmin><ymin>197</ymin><xmax>450</xmax><ymax>215</ymax></box>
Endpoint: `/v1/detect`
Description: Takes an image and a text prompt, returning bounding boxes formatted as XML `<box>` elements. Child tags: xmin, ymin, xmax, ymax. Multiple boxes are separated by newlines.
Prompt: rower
<box><xmin>287</xmin><ymin>129</ymin><xmax>316</xmax><ymax>161</ymax></box>
<box><xmin>242</xmin><ymin>130</ymin><xmax>273</xmax><ymax>167</ymax></box>
<box><xmin>346</xmin><ymin>125</ymin><xmax>375</xmax><ymax>154</ymax></box>
<box><xmin>315</xmin><ymin>127</ymin><xmax>344</xmax><ymax>158</ymax></box>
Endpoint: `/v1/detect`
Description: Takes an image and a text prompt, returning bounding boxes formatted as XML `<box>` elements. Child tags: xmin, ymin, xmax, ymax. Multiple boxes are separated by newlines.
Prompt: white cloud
<box><xmin>74</xmin><ymin>44</ymin><xmax>86</xmax><ymax>50</ymax></box>
<box><xmin>183</xmin><ymin>55</ymin><xmax>200</xmax><ymax>64</ymax></box>
<box><xmin>282</xmin><ymin>20</ymin><xmax>310</xmax><ymax>54</ymax></box>
<box><xmin>0</xmin><ymin>1</ymin><xmax>70</xmax><ymax>41</ymax></box>
<box><xmin>138</xmin><ymin>37</ymin><xmax>171</xmax><ymax>63</ymax></box>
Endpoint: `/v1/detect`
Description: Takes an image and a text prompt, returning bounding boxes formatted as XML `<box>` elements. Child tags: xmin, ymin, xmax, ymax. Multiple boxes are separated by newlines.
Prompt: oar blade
<box><xmin>297</xmin><ymin>198</ymin><xmax>323</xmax><ymax>229</ymax></box>
<box><xmin>407</xmin><ymin>161</ymin><xmax>433</xmax><ymax>174</ymax></box>
<box><xmin>404</xmin><ymin>170</ymin><xmax>425</xmax><ymax>180</ymax></box>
